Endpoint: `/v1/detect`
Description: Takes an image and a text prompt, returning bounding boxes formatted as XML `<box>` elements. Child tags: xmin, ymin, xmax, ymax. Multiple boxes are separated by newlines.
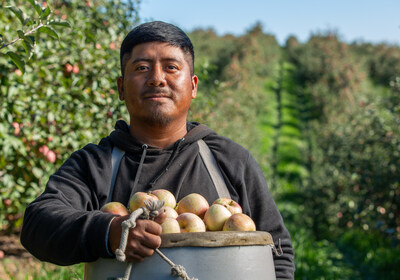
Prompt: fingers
<box><xmin>124</xmin><ymin>241</ymin><xmax>156</xmax><ymax>262</ymax></box>
<box><xmin>109</xmin><ymin>215</ymin><xmax>129</xmax><ymax>253</ymax></box>
<box><xmin>124</xmin><ymin>220</ymin><xmax>162</xmax><ymax>262</ymax></box>
<box><xmin>109</xmin><ymin>217</ymin><xmax>163</xmax><ymax>262</ymax></box>
<box><xmin>154</xmin><ymin>211</ymin><xmax>167</xmax><ymax>225</ymax></box>
<box><xmin>139</xmin><ymin>219</ymin><xmax>163</xmax><ymax>236</ymax></box>
<box><xmin>130</xmin><ymin>220</ymin><xmax>162</xmax><ymax>247</ymax></box>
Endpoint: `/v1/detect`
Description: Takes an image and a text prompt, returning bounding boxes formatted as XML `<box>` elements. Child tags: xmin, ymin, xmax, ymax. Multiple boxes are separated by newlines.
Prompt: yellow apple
<box><xmin>176</xmin><ymin>213</ymin><xmax>206</xmax><ymax>232</ymax></box>
<box><xmin>161</xmin><ymin>218</ymin><xmax>181</xmax><ymax>234</ymax></box>
<box><xmin>223</xmin><ymin>213</ymin><xmax>256</xmax><ymax>231</ymax></box>
<box><xmin>203</xmin><ymin>204</ymin><xmax>232</xmax><ymax>231</ymax></box>
<box><xmin>100</xmin><ymin>202</ymin><xmax>129</xmax><ymax>216</ymax></box>
<box><xmin>129</xmin><ymin>191</ymin><xmax>159</xmax><ymax>212</ymax></box>
<box><xmin>150</xmin><ymin>189</ymin><xmax>176</xmax><ymax>208</ymax></box>
<box><xmin>176</xmin><ymin>193</ymin><xmax>209</xmax><ymax>219</ymax></box>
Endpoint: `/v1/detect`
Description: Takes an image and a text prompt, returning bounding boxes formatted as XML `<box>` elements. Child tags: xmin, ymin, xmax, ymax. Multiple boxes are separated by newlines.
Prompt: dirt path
<box><xmin>0</xmin><ymin>232</ymin><xmax>83</xmax><ymax>280</ymax></box>
<box><xmin>0</xmin><ymin>232</ymin><xmax>36</xmax><ymax>279</ymax></box>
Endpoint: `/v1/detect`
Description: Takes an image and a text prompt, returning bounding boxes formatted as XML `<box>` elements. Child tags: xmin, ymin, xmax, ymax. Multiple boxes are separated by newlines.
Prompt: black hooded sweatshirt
<box><xmin>21</xmin><ymin>120</ymin><xmax>295</xmax><ymax>279</ymax></box>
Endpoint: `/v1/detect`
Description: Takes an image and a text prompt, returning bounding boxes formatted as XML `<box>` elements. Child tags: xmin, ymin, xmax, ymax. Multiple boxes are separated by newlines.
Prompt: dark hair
<box><xmin>120</xmin><ymin>21</ymin><xmax>195</xmax><ymax>76</ymax></box>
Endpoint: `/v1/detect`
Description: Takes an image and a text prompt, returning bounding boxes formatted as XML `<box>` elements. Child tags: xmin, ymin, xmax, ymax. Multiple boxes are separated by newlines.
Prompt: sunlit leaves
<box><xmin>6</xmin><ymin>6</ymin><xmax>25</xmax><ymax>25</ymax></box>
<box><xmin>2</xmin><ymin>1</ymin><xmax>70</xmax><ymax>72</ymax></box>
<box><xmin>0</xmin><ymin>0</ymin><xmax>140</xmax><ymax>230</ymax></box>
<box><xmin>37</xmin><ymin>26</ymin><xmax>59</xmax><ymax>40</ymax></box>
<box><xmin>6</xmin><ymin>51</ymin><xmax>25</xmax><ymax>72</ymax></box>
<box><xmin>48</xmin><ymin>20</ymin><xmax>71</xmax><ymax>28</ymax></box>
<box><xmin>27</xmin><ymin>0</ymin><xmax>42</xmax><ymax>16</ymax></box>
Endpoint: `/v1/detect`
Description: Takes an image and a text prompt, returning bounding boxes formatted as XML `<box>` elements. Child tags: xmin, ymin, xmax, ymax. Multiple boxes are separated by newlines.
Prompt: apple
<box><xmin>176</xmin><ymin>213</ymin><xmax>206</xmax><ymax>232</ymax></box>
<box><xmin>161</xmin><ymin>218</ymin><xmax>181</xmax><ymax>234</ymax></box>
<box><xmin>223</xmin><ymin>213</ymin><xmax>256</xmax><ymax>232</ymax></box>
<box><xmin>150</xmin><ymin>189</ymin><xmax>176</xmax><ymax>209</ymax></box>
<box><xmin>176</xmin><ymin>193</ymin><xmax>209</xmax><ymax>219</ymax></box>
<box><xmin>160</xmin><ymin>205</ymin><xmax>179</xmax><ymax>219</ymax></box>
<box><xmin>100</xmin><ymin>202</ymin><xmax>129</xmax><ymax>216</ymax></box>
<box><xmin>203</xmin><ymin>204</ymin><xmax>232</xmax><ymax>231</ymax></box>
<box><xmin>212</xmin><ymin>197</ymin><xmax>242</xmax><ymax>215</ymax></box>
<box><xmin>129</xmin><ymin>191</ymin><xmax>159</xmax><ymax>212</ymax></box>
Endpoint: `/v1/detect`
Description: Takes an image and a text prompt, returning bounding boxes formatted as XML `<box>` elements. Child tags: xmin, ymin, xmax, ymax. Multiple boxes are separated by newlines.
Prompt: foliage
<box><xmin>287</xmin><ymin>32</ymin><xmax>365</xmax><ymax>119</ymax></box>
<box><xmin>0</xmin><ymin>0</ymin><xmax>140</xmax><ymax>230</ymax></box>
<box><xmin>1</xmin><ymin>0</ymin><xmax>71</xmax><ymax>73</ymax></box>
<box><xmin>189</xmin><ymin>22</ymin><xmax>281</xmax><ymax>158</ymax></box>
<box><xmin>309</xmin><ymin>91</ymin><xmax>400</xmax><ymax>241</ymax></box>
<box><xmin>1</xmin><ymin>2</ymin><xmax>400</xmax><ymax>278</ymax></box>
<box><xmin>0</xmin><ymin>259</ymin><xmax>84</xmax><ymax>280</ymax></box>
<box><xmin>351</xmin><ymin>42</ymin><xmax>400</xmax><ymax>86</ymax></box>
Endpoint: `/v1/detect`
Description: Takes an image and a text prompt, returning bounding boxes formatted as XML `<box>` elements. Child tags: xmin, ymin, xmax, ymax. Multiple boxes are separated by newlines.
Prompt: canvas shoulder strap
<box><xmin>107</xmin><ymin>146</ymin><xmax>125</xmax><ymax>203</ymax></box>
<box><xmin>108</xmin><ymin>141</ymin><xmax>230</xmax><ymax>200</ymax></box>
<box><xmin>197</xmin><ymin>139</ymin><xmax>231</xmax><ymax>199</ymax></box>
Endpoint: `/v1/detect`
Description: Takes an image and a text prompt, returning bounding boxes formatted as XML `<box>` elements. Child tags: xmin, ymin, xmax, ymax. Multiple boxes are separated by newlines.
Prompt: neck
<box><xmin>129</xmin><ymin>119</ymin><xmax>188</xmax><ymax>149</ymax></box>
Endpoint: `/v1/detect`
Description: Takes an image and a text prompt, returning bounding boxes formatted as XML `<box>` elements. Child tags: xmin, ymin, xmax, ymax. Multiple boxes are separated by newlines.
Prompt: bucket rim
<box><xmin>160</xmin><ymin>231</ymin><xmax>273</xmax><ymax>248</ymax></box>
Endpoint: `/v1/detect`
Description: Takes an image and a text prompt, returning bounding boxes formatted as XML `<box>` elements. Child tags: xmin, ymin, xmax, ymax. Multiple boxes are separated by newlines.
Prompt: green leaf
<box><xmin>7</xmin><ymin>52</ymin><xmax>25</xmax><ymax>73</ymax></box>
<box><xmin>48</xmin><ymin>20</ymin><xmax>71</xmax><ymax>28</ymax></box>
<box><xmin>22</xmin><ymin>40</ymin><xmax>33</xmax><ymax>58</ymax></box>
<box><xmin>17</xmin><ymin>30</ymin><xmax>25</xmax><ymax>39</ymax></box>
<box><xmin>26</xmin><ymin>0</ymin><xmax>42</xmax><ymax>16</ymax></box>
<box><xmin>32</xmin><ymin>167</ymin><xmax>43</xmax><ymax>179</ymax></box>
<box><xmin>25</xmin><ymin>35</ymin><xmax>35</xmax><ymax>45</ymax></box>
<box><xmin>40</xmin><ymin>6</ymin><xmax>51</xmax><ymax>20</ymax></box>
<box><xmin>6</xmin><ymin>6</ymin><xmax>25</xmax><ymax>25</ymax></box>
<box><xmin>38</xmin><ymin>26</ymin><xmax>59</xmax><ymax>40</ymax></box>
<box><xmin>23</xmin><ymin>17</ymin><xmax>34</xmax><ymax>27</ymax></box>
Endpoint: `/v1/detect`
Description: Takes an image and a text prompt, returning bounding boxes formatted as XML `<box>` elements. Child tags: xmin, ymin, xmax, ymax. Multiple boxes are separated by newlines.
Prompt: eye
<box><xmin>135</xmin><ymin>65</ymin><xmax>149</xmax><ymax>71</ymax></box>
<box><xmin>166</xmin><ymin>65</ymin><xmax>178</xmax><ymax>71</ymax></box>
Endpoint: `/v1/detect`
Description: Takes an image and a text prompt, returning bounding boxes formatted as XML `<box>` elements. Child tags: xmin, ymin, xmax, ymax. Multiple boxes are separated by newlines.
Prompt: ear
<box><xmin>191</xmin><ymin>75</ymin><xmax>198</xmax><ymax>99</ymax></box>
<box><xmin>117</xmin><ymin>76</ymin><xmax>124</xmax><ymax>100</ymax></box>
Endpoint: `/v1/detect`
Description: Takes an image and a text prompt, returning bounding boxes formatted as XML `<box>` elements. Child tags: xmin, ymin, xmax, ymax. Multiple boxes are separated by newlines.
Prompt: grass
<box><xmin>0</xmin><ymin>257</ymin><xmax>84</xmax><ymax>280</ymax></box>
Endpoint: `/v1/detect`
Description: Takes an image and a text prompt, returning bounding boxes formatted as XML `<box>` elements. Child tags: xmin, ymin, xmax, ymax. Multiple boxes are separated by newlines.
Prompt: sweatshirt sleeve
<box><xmin>241</xmin><ymin>152</ymin><xmax>295</xmax><ymax>279</ymax></box>
<box><xmin>20</xmin><ymin>145</ymin><xmax>115</xmax><ymax>266</ymax></box>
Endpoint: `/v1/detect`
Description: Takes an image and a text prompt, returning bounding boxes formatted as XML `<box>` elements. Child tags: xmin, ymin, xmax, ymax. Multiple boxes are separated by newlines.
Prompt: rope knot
<box><xmin>115</xmin><ymin>198</ymin><xmax>196</xmax><ymax>280</ymax></box>
<box><xmin>115</xmin><ymin>249</ymin><xmax>126</xmax><ymax>262</ymax></box>
<box><xmin>171</xmin><ymin>264</ymin><xmax>197</xmax><ymax>280</ymax></box>
<box><xmin>138</xmin><ymin>206</ymin><xmax>150</xmax><ymax>220</ymax></box>
<box><xmin>145</xmin><ymin>199</ymin><xmax>165</xmax><ymax>220</ymax></box>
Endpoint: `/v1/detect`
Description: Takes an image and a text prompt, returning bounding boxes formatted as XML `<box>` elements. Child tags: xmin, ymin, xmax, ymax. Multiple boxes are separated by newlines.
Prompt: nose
<box><xmin>147</xmin><ymin>65</ymin><xmax>166</xmax><ymax>87</ymax></box>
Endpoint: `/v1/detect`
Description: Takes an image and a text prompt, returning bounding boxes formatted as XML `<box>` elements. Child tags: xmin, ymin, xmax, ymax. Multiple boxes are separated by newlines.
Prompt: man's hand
<box><xmin>109</xmin><ymin>214</ymin><xmax>164</xmax><ymax>262</ymax></box>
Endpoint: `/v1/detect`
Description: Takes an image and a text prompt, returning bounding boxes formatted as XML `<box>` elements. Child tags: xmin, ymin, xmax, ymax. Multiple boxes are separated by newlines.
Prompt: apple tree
<box><xmin>0</xmin><ymin>0</ymin><xmax>140</xmax><ymax>231</ymax></box>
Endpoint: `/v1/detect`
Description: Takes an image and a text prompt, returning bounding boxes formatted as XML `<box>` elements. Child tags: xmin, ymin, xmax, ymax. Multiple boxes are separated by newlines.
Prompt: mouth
<box><xmin>142</xmin><ymin>90</ymin><xmax>172</xmax><ymax>101</ymax></box>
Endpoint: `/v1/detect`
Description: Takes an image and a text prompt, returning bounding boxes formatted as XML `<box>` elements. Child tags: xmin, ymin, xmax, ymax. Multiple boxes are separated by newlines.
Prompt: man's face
<box><xmin>117</xmin><ymin>42</ymin><xmax>198</xmax><ymax>128</ymax></box>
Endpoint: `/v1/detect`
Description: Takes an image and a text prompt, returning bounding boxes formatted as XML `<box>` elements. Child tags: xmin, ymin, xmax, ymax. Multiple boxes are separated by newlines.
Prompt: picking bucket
<box><xmin>84</xmin><ymin>231</ymin><xmax>277</xmax><ymax>280</ymax></box>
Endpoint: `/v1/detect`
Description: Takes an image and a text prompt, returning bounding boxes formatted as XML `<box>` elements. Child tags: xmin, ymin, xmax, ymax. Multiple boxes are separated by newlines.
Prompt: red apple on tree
<box><xmin>203</xmin><ymin>204</ymin><xmax>232</xmax><ymax>231</ymax></box>
<box><xmin>212</xmin><ymin>197</ymin><xmax>242</xmax><ymax>215</ymax></box>
<box><xmin>176</xmin><ymin>193</ymin><xmax>209</xmax><ymax>219</ymax></box>
<box><xmin>176</xmin><ymin>213</ymin><xmax>206</xmax><ymax>232</ymax></box>
<box><xmin>101</xmin><ymin>202</ymin><xmax>129</xmax><ymax>216</ymax></box>
<box><xmin>223</xmin><ymin>213</ymin><xmax>256</xmax><ymax>232</ymax></box>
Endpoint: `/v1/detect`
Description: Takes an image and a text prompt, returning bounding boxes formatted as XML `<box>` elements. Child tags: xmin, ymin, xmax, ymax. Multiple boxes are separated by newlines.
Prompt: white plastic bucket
<box><xmin>84</xmin><ymin>231</ymin><xmax>276</xmax><ymax>280</ymax></box>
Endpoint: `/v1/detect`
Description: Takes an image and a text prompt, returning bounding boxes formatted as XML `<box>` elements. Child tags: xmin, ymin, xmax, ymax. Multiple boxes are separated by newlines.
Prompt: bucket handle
<box><xmin>270</xmin><ymin>238</ymin><xmax>283</xmax><ymax>257</ymax></box>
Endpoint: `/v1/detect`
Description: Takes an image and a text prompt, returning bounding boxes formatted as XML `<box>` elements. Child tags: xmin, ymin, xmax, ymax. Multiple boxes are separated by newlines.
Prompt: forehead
<box><xmin>129</xmin><ymin>41</ymin><xmax>187</xmax><ymax>61</ymax></box>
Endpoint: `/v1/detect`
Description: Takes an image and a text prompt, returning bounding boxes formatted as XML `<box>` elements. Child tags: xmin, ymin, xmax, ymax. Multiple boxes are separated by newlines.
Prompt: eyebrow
<box><xmin>131</xmin><ymin>57</ymin><xmax>182</xmax><ymax>65</ymax></box>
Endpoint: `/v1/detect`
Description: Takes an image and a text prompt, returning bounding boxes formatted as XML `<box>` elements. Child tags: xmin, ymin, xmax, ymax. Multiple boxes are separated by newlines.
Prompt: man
<box><xmin>20</xmin><ymin>21</ymin><xmax>295</xmax><ymax>279</ymax></box>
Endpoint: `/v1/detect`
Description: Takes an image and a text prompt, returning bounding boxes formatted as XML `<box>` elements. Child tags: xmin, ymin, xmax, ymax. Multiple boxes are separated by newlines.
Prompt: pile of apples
<box><xmin>101</xmin><ymin>189</ymin><xmax>256</xmax><ymax>233</ymax></box>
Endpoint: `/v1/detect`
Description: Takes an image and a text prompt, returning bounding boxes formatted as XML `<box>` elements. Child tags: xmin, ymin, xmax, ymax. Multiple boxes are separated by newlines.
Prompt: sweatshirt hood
<box><xmin>108</xmin><ymin>120</ymin><xmax>215</xmax><ymax>153</ymax></box>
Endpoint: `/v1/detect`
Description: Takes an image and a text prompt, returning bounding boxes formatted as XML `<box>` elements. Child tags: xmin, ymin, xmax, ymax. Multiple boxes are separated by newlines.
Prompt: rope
<box><xmin>114</xmin><ymin>199</ymin><xmax>197</xmax><ymax>280</ymax></box>
<box><xmin>155</xmin><ymin>248</ymin><xmax>198</xmax><ymax>280</ymax></box>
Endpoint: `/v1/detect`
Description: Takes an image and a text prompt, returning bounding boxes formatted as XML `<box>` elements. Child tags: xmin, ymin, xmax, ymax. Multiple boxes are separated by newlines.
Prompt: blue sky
<box><xmin>138</xmin><ymin>0</ymin><xmax>400</xmax><ymax>46</ymax></box>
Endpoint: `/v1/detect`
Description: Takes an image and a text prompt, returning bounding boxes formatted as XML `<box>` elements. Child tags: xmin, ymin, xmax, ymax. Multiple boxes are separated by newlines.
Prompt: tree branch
<box><xmin>0</xmin><ymin>23</ymin><xmax>43</xmax><ymax>50</ymax></box>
